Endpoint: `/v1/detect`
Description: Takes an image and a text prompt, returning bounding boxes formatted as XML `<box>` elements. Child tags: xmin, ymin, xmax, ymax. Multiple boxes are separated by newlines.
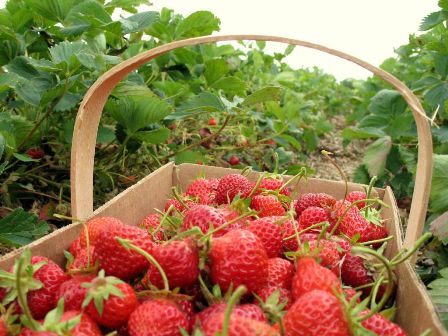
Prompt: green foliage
<box><xmin>427</xmin><ymin>267</ymin><xmax>448</xmax><ymax>329</ymax></box>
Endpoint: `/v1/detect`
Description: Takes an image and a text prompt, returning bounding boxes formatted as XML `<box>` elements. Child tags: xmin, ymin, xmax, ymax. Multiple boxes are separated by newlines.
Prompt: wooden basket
<box><xmin>1</xmin><ymin>35</ymin><xmax>446</xmax><ymax>335</ymax></box>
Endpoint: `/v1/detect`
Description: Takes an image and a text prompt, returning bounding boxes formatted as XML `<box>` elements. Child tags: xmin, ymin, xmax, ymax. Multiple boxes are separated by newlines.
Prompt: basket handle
<box><xmin>71</xmin><ymin>34</ymin><xmax>432</xmax><ymax>249</ymax></box>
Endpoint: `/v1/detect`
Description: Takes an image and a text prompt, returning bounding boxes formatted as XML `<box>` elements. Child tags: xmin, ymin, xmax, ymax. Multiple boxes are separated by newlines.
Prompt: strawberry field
<box><xmin>1</xmin><ymin>0</ymin><xmax>448</xmax><ymax>334</ymax></box>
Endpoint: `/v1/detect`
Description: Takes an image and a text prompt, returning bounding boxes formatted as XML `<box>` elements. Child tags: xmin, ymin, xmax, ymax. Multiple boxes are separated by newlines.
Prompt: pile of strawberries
<box><xmin>0</xmin><ymin>172</ymin><xmax>416</xmax><ymax>335</ymax></box>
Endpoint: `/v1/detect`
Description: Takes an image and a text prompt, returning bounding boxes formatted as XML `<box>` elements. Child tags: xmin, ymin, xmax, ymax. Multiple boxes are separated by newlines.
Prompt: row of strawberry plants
<box><xmin>0</xmin><ymin>1</ymin><xmax>357</xmax><ymax>244</ymax></box>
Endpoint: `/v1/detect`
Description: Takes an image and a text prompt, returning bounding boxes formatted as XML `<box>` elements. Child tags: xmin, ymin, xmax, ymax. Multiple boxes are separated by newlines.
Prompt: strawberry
<box><xmin>164</xmin><ymin>196</ymin><xmax>196</xmax><ymax>214</ymax></box>
<box><xmin>200</xmin><ymin>311</ymin><xmax>278</xmax><ymax>336</ymax></box>
<box><xmin>26</xmin><ymin>147</ymin><xmax>45</xmax><ymax>160</ymax></box>
<box><xmin>93</xmin><ymin>222</ymin><xmax>154</xmax><ymax>280</ymax></box>
<box><xmin>142</xmin><ymin>238</ymin><xmax>199</xmax><ymax>289</ymax></box>
<box><xmin>79</xmin><ymin>217</ymin><xmax>124</xmax><ymax>248</ymax></box>
<box><xmin>185</xmin><ymin>178</ymin><xmax>216</xmax><ymax>205</ymax></box>
<box><xmin>258</xmin><ymin>178</ymin><xmax>291</xmax><ymax>196</ymax></box>
<box><xmin>208</xmin><ymin>118</ymin><xmax>217</xmax><ymax>126</ymax></box>
<box><xmin>182</xmin><ymin>204</ymin><xmax>227</xmax><ymax>236</ymax></box>
<box><xmin>295</xmin><ymin>193</ymin><xmax>336</xmax><ymax>215</ymax></box>
<box><xmin>68</xmin><ymin>237</ymin><xmax>82</xmax><ymax>257</ymax></box>
<box><xmin>343</xmin><ymin>287</ymin><xmax>361</xmax><ymax>303</ymax></box>
<box><xmin>20</xmin><ymin>310</ymin><xmax>102</xmax><ymax>336</ymax></box>
<box><xmin>283</xmin><ymin>290</ymin><xmax>350</xmax><ymax>336</ymax></box>
<box><xmin>0</xmin><ymin>318</ymin><xmax>6</xmax><ymax>336</ymax></box>
<box><xmin>306</xmin><ymin>239</ymin><xmax>341</xmax><ymax>275</ymax></box>
<box><xmin>280</xmin><ymin>217</ymin><xmax>301</xmax><ymax>252</ymax></box>
<box><xmin>360</xmin><ymin>311</ymin><xmax>407</xmax><ymax>336</ymax></box>
<box><xmin>341</xmin><ymin>253</ymin><xmax>388</xmax><ymax>299</ymax></box>
<box><xmin>298</xmin><ymin>206</ymin><xmax>329</xmax><ymax>229</ymax></box>
<box><xmin>218</xmin><ymin>205</ymin><xmax>249</xmax><ymax>232</ymax></box>
<box><xmin>229</xmin><ymin>155</ymin><xmax>240</xmax><ymax>166</ymax></box>
<box><xmin>177</xmin><ymin>300</ymin><xmax>195</xmax><ymax>332</ymax></box>
<box><xmin>291</xmin><ymin>257</ymin><xmax>341</xmax><ymax>301</ymax></box>
<box><xmin>66</xmin><ymin>246</ymin><xmax>96</xmax><ymax>273</ymax></box>
<box><xmin>24</xmin><ymin>256</ymin><xmax>69</xmax><ymax>319</ymax></box>
<box><xmin>215</xmin><ymin>174</ymin><xmax>252</xmax><ymax>205</ymax></box>
<box><xmin>250</xmin><ymin>195</ymin><xmax>286</xmax><ymax>217</ymax></box>
<box><xmin>138</xmin><ymin>213</ymin><xmax>165</xmax><ymax>241</ymax></box>
<box><xmin>256</xmin><ymin>286</ymin><xmax>292</xmax><ymax>310</ymax></box>
<box><xmin>127</xmin><ymin>299</ymin><xmax>189</xmax><ymax>336</ymax></box>
<box><xmin>248</xmin><ymin>217</ymin><xmax>283</xmax><ymax>258</ymax></box>
<box><xmin>266</xmin><ymin>258</ymin><xmax>294</xmax><ymax>289</ymax></box>
<box><xmin>83</xmin><ymin>271</ymin><xmax>138</xmax><ymax>329</ymax></box>
<box><xmin>330</xmin><ymin>200</ymin><xmax>388</xmax><ymax>243</ymax></box>
<box><xmin>196</xmin><ymin>303</ymin><xmax>268</xmax><ymax>325</ymax></box>
<box><xmin>55</xmin><ymin>274</ymin><xmax>95</xmax><ymax>311</ymax></box>
<box><xmin>209</xmin><ymin>229</ymin><xmax>269</xmax><ymax>293</ymax></box>
<box><xmin>345</xmin><ymin>191</ymin><xmax>367</xmax><ymax>209</ymax></box>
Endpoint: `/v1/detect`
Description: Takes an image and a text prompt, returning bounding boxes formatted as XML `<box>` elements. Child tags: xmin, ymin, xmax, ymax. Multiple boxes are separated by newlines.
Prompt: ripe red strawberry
<box><xmin>295</xmin><ymin>193</ymin><xmax>336</xmax><ymax>215</ymax></box>
<box><xmin>142</xmin><ymin>239</ymin><xmax>199</xmax><ymax>289</ymax></box>
<box><xmin>208</xmin><ymin>118</ymin><xmax>217</xmax><ymax>126</ymax></box>
<box><xmin>266</xmin><ymin>257</ymin><xmax>294</xmax><ymax>289</ymax></box>
<box><xmin>283</xmin><ymin>290</ymin><xmax>350</xmax><ymax>336</ymax></box>
<box><xmin>185</xmin><ymin>178</ymin><xmax>216</xmax><ymax>205</ymax></box>
<box><xmin>330</xmin><ymin>200</ymin><xmax>388</xmax><ymax>243</ymax></box>
<box><xmin>83</xmin><ymin>271</ymin><xmax>138</xmax><ymax>329</ymax></box>
<box><xmin>250</xmin><ymin>195</ymin><xmax>286</xmax><ymax>217</ymax></box>
<box><xmin>248</xmin><ymin>217</ymin><xmax>283</xmax><ymax>258</ymax></box>
<box><xmin>55</xmin><ymin>274</ymin><xmax>95</xmax><ymax>311</ymax></box>
<box><xmin>345</xmin><ymin>191</ymin><xmax>367</xmax><ymax>209</ymax></box>
<box><xmin>215</xmin><ymin>174</ymin><xmax>252</xmax><ymax>204</ymax></box>
<box><xmin>200</xmin><ymin>311</ymin><xmax>278</xmax><ymax>336</ymax></box>
<box><xmin>218</xmin><ymin>205</ymin><xmax>249</xmax><ymax>232</ymax></box>
<box><xmin>68</xmin><ymin>237</ymin><xmax>82</xmax><ymax>257</ymax></box>
<box><xmin>341</xmin><ymin>253</ymin><xmax>388</xmax><ymax>299</ymax></box>
<box><xmin>257</xmin><ymin>286</ymin><xmax>292</xmax><ymax>310</ymax></box>
<box><xmin>66</xmin><ymin>246</ymin><xmax>96</xmax><ymax>273</ymax></box>
<box><xmin>20</xmin><ymin>310</ymin><xmax>102</xmax><ymax>336</ymax></box>
<box><xmin>196</xmin><ymin>303</ymin><xmax>268</xmax><ymax>325</ymax></box>
<box><xmin>80</xmin><ymin>216</ymin><xmax>124</xmax><ymax>248</ymax></box>
<box><xmin>258</xmin><ymin>178</ymin><xmax>291</xmax><ymax>196</ymax></box>
<box><xmin>127</xmin><ymin>299</ymin><xmax>189</xmax><ymax>336</ymax></box>
<box><xmin>0</xmin><ymin>318</ymin><xmax>6</xmax><ymax>336</ymax></box>
<box><xmin>26</xmin><ymin>256</ymin><xmax>69</xmax><ymax>319</ymax></box>
<box><xmin>93</xmin><ymin>221</ymin><xmax>154</xmax><ymax>280</ymax></box>
<box><xmin>229</xmin><ymin>155</ymin><xmax>240</xmax><ymax>166</ymax></box>
<box><xmin>177</xmin><ymin>300</ymin><xmax>195</xmax><ymax>332</ymax></box>
<box><xmin>298</xmin><ymin>206</ymin><xmax>329</xmax><ymax>229</ymax></box>
<box><xmin>280</xmin><ymin>217</ymin><xmax>301</xmax><ymax>252</ymax></box>
<box><xmin>291</xmin><ymin>257</ymin><xmax>341</xmax><ymax>301</ymax></box>
<box><xmin>360</xmin><ymin>310</ymin><xmax>407</xmax><ymax>336</ymax></box>
<box><xmin>164</xmin><ymin>195</ymin><xmax>196</xmax><ymax>214</ymax></box>
<box><xmin>209</xmin><ymin>229</ymin><xmax>269</xmax><ymax>293</ymax></box>
<box><xmin>138</xmin><ymin>213</ymin><xmax>165</xmax><ymax>241</ymax></box>
<box><xmin>182</xmin><ymin>204</ymin><xmax>227</xmax><ymax>236</ymax></box>
<box><xmin>26</xmin><ymin>147</ymin><xmax>45</xmax><ymax>160</ymax></box>
<box><xmin>343</xmin><ymin>287</ymin><xmax>361</xmax><ymax>304</ymax></box>
<box><xmin>306</xmin><ymin>239</ymin><xmax>341</xmax><ymax>276</ymax></box>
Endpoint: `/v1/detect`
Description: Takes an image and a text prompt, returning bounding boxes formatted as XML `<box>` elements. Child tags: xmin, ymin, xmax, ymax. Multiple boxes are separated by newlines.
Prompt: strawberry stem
<box><xmin>351</xmin><ymin>246</ymin><xmax>394</xmax><ymax>320</ymax></box>
<box><xmin>358</xmin><ymin>235</ymin><xmax>393</xmax><ymax>246</ymax></box>
<box><xmin>321</xmin><ymin>150</ymin><xmax>348</xmax><ymax>199</ymax></box>
<box><xmin>171</xmin><ymin>187</ymin><xmax>190</xmax><ymax>211</ymax></box>
<box><xmin>283</xmin><ymin>221</ymin><xmax>328</xmax><ymax>241</ymax></box>
<box><xmin>278</xmin><ymin>167</ymin><xmax>307</xmax><ymax>194</ymax></box>
<box><xmin>389</xmin><ymin>232</ymin><xmax>432</xmax><ymax>266</ymax></box>
<box><xmin>364</xmin><ymin>176</ymin><xmax>378</xmax><ymax>216</ymax></box>
<box><xmin>151</xmin><ymin>205</ymin><xmax>173</xmax><ymax>241</ymax></box>
<box><xmin>222</xmin><ymin>286</ymin><xmax>247</xmax><ymax>336</ymax></box>
<box><xmin>15</xmin><ymin>251</ymin><xmax>41</xmax><ymax>331</ymax></box>
<box><xmin>246</xmin><ymin>173</ymin><xmax>267</xmax><ymax>199</ymax></box>
<box><xmin>116</xmin><ymin>238</ymin><xmax>170</xmax><ymax>292</ymax></box>
<box><xmin>164</xmin><ymin>227</ymin><xmax>203</xmax><ymax>244</ymax></box>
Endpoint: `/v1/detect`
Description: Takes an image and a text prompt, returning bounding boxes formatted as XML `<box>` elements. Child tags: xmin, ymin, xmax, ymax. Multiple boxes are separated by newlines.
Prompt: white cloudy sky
<box><xmin>0</xmin><ymin>0</ymin><xmax>439</xmax><ymax>79</ymax></box>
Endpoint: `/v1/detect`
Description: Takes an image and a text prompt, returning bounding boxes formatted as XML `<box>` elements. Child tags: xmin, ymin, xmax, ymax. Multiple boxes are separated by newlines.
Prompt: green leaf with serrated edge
<box><xmin>133</xmin><ymin>128</ymin><xmax>170</xmax><ymax>145</ymax></box>
<box><xmin>362</xmin><ymin>136</ymin><xmax>392</xmax><ymax>177</ymax></box>
<box><xmin>367</xmin><ymin>90</ymin><xmax>407</xmax><ymax>116</ymax></box>
<box><xmin>204</xmin><ymin>59</ymin><xmax>228</xmax><ymax>86</ymax></box>
<box><xmin>430</xmin><ymin>154</ymin><xmax>448</xmax><ymax>213</ymax></box>
<box><xmin>428</xmin><ymin>267</ymin><xmax>448</xmax><ymax>329</ymax></box>
<box><xmin>119</xmin><ymin>11</ymin><xmax>159</xmax><ymax>34</ymax></box>
<box><xmin>167</xmin><ymin>92</ymin><xmax>225</xmax><ymax>121</ymax></box>
<box><xmin>105</xmin><ymin>0</ymin><xmax>148</xmax><ymax>13</ymax></box>
<box><xmin>342</xmin><ymin>127</ymin><xmax>385</xmax><ymax>140</ymax></box>
<box><xmin>277</xmin><ymin>134</ymin><xmax>301</xmax><ymax>151</ymax></box>
<box><xmin>425</xmin><ymin>82</ymin><xmax>448</xmax><ymax>113</ymax></box>
<box><xmin>0</xmin><ymin>208</ymin><xmax>50</xmax><ymax>247</ymax></box>
<box><xmin>23</xmin><ymin>0</ymin><xmax>75</xmax><ymax>22</ymax></box>
<box><xmin>243</xmin><ymin>86</ymin><xmax>282</xmax><ymax>106</ymax></box>
<box><xmin>420</xmin><ymin>10</ymin><xmax>448</xmax><ymax>31</ymax></box>
<box><xmin>13</xmin><ymin>153</ymin><xmax>39</xmax><ymax>162</ymax></box>
<box><xmin>174</xmin><ymin>150</ymin><xmax>206</xmax><ymax>165</ymax></box>
<box><xmin>107</xmin><ymin>96</ymin><xmax>173</xmax><ymax>134</ymax></box>
<box><xmin>174</xmin><ymin>11</ymin><xmax>220</xmax><ymax>38</ymax></box>
<box><xmin>211</xmin><ymin>76</ymin><xmax>247</xmax><ymax>97</ymax></box>
<box><xmin>50</xmin><ymin>41</ymin><xmax>87</xmax><ymax>65</ymax></box>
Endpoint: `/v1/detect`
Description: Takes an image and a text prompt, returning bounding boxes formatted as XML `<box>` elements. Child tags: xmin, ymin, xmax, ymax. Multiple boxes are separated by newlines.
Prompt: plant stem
<box><xmin>222</xmin><ymin>286</ymin><xmax>247</xmax><ymax>336</ymax></box>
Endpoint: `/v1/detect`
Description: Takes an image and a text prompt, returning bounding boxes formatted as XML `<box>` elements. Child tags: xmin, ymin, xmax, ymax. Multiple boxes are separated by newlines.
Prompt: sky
<box><xmin>0</xmin><ymin>0</ymin><xmax>439</xmax><ymax>80</ymax></box>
